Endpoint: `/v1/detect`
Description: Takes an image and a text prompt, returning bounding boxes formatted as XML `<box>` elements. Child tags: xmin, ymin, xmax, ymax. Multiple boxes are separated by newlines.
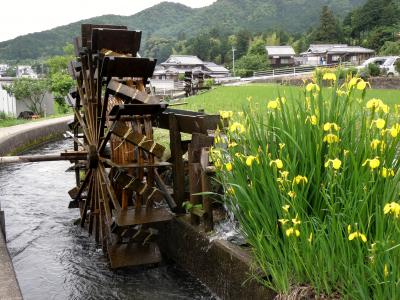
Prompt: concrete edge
<box><xmin>0</xmin><ymin>116</ymin><xmax>72</xmax><ymax>300</ymax></box>
<box><xmin>157</xmin><ymin>217</ymin><xmax>275</xmax><ymax>300</ymax></box>
<box><xmin>0</xmin><ymin>116</ymin><xmax>73</xmax><ymax>156</ymax></box>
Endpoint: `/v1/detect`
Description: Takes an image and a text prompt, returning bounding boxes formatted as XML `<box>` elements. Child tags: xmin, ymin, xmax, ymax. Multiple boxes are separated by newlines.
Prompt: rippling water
<box><xmin>0</xmin><ymin>139</ymin><xmax>215</xmax><ymax>300</ymax></box>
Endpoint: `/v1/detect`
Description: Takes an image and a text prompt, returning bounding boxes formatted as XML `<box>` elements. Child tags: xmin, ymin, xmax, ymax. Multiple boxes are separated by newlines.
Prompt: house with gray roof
<box><xmin>265</xmin><ymin>46</ymin><xmax>296</xmax><ymax>68</ymax></box>
<box><xmin>300</xmin><ymin>44</ymin><xmax>375</xmax><ymax>66</ymax></box>
<box><xmin>155</xmin><ymin>55</ymin><xmax>230</xmax><ymax>81</ymax></box>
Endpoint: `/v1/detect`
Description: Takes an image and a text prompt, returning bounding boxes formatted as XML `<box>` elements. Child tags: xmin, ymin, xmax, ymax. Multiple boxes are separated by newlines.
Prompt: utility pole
<box><xmin>232</xmin><ymin>47</ymin><xmax>236</xmax><ymax>77</ymax></box>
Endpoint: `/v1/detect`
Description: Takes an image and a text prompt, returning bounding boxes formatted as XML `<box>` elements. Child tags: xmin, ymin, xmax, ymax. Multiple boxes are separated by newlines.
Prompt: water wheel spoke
<box><xmin>80</xmin><ymin>171</ymin><xmax>94</xmax><ymax>227</ymax></box>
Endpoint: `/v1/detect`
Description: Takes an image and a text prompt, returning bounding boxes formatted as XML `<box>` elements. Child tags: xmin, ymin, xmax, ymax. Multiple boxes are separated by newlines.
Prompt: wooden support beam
<box><xmin>107</xmin><ymin>80</ymin><xmax>160</xmax><ymax>104</ymax></box>
<box><xmin>169</xmin><ymin>114</ymin><xmax>185</xmax><ymax>213</ymax></box>
<box><xmin>200</xmin><ymin>148</ymin><xmax>213</xmax><ymax>232</ymax></box>
<box><xmin>111</xmin><ymin>121</ymin><xmax>165</xmax><ymax>159</ymax></box>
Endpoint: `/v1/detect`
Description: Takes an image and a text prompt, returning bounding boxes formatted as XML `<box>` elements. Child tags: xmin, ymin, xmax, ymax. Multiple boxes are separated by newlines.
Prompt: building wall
<box><xmin>0</xmin><ymin>81</ymin><xmax>54</xmax><ymax>117</ymax></box>
<box><xmin>270</xmin><ymin>57</ymin><xmax>295</xmax><ymax>68</ymax></box>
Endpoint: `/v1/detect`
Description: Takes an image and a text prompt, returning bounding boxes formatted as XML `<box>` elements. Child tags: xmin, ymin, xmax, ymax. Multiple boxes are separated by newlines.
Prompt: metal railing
<box><xmin>253</xmin><ymin>62</ymin><xmax>354</xmax><ymax>78</ymax></box>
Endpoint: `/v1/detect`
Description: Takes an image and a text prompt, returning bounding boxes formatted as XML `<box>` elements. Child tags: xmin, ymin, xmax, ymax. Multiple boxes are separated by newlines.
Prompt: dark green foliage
<box><xmin>345</xmin><ymin>0</ymin><xmax>400</xmax><ymax>50</ymax></box>
<box><xmin>0</xmin><ymin>0</ymin><xmax>365</xmax><ymax>61</ymax></box>
<box><xmin>367</xmin><ymin>63</ymin><xmax>381</xmax><ymax>76</ymax></box>
<box><xmin>395</xmin><ymin>60</ymin><xmax>400</xmax><ymax>73</ymax></box>
<box><xmin>4</xmin><ymin>66</ymin><xmax>16</xmax><ymax>77</ymax></box>
<box><xmin>380</xmin><ymin>41</ymin><xmax>400</xmax><ymax>55</ymax></box>
<box><xmin>46</xmin><ymin>45</ymin><xmax>75</xmax><ymax>113</ymax></box>
<box><xmin>311</xmin><ymin>6</ymin><xmax>344</xmax><ymax>43</ymax></box>
<box><xmin>235</xmin><ymin>53</ymin><xmax>269</xmax><ymax>77</ymax></box>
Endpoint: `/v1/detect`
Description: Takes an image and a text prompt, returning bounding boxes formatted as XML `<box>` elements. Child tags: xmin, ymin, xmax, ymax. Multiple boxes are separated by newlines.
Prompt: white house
<box><xmin>300</xmin><ymin>44</ymin><xmax>375</xmax><ymax>66</ymax></box>
<box><xmin>16</xmin><ymin>65</ymin><xmax>38</xmax><ymax>79</ymax></box>
<box><xmin>265</xmin><ymin>46</ymin><xmax>296</xmax><ymax>68</ymax></box>
<box><xmin>154</xmin><ymin>55</ymin><xmax>230</xmax><ymax>81</ymax></box>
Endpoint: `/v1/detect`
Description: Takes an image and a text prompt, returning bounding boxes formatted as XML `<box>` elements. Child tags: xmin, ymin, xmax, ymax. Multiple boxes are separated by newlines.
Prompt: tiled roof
<box><xmin>265</xmin><ymin>46</ymin><xmax>295</xmax><ymax>56</ymax></box>
<box><xmin>162</xmin><ymin>55</ymin><xmax>204</xmax><ymax>65</ymax></box>
<box><xmin>204</xmin><ymin>62</ymin><xmax>229</xmax><ymax>73</ymax></box>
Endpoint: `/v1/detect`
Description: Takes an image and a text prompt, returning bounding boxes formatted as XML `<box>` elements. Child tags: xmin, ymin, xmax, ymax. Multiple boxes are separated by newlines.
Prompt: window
<box><xmin>280</xmin><ymin>58</ymin><xmax>290</xmax><ymax>64</ymax></box>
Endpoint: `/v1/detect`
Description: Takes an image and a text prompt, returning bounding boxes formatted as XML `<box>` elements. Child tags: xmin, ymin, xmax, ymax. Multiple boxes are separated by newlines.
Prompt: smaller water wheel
<box><xmin>66</xmin><ymin>24</ymin><xmax>175</xmax><ymax>268</ymax></box>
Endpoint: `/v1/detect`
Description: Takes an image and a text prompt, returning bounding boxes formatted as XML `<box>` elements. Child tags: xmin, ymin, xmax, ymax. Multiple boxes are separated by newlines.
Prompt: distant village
<box><xmin>0</xmin><ymin>42</ymin><xmax>388</xmax><ymax>117</ymax></box>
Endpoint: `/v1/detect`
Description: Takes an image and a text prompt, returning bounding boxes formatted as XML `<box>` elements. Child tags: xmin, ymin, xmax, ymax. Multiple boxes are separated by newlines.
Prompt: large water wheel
<box><xmin>66</xmin><ymin>24</ymin><xmax>178</xmax><ymax>268</ymax></box>
<box><xmin>0</xmin><ymin>24</ymin><xmax>221</xmax><ymax>269</ymax></box>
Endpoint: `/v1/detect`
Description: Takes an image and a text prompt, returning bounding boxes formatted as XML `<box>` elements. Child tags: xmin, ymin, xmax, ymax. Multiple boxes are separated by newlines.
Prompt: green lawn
<box><xmin>179</xmin><ymin>84</ymin><xmax>400</xmax><ymax>113</ymax></box>
<box><xmin>0</xmin><ymin>118</ymin><xmax>29</xmax><ymax>127</ymax></box>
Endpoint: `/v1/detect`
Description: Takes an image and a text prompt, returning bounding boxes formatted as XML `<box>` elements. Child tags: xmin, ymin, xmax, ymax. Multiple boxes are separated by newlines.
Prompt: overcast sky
<box><xmin>0</xmin><ymin>0</ymin><xmax>217</xmax><ymax>42</ymax></box>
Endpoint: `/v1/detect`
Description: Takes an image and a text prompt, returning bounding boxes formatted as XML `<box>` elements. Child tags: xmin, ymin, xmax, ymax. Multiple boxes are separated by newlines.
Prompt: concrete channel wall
<box><xmin>0</xmin><ymin>115</ymin><xmax>72</xmax><ymax>300</ymax></box>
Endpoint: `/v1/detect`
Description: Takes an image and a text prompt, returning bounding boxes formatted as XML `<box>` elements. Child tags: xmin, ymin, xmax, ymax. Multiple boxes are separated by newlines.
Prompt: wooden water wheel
<box><xmin>66</xmin><ymin>24</ymin><xmax>177</xmax><ymax>268</ymax></box>
<box><xmin>0</xmin><ymin>23</ymin><xmax>221</xmax><ymax>269</ymax></box>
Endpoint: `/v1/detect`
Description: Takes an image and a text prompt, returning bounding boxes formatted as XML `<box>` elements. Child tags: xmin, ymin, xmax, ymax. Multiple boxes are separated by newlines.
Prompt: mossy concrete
<box><xmin>157</xmin><ymin>217</ymin><xmax>275</xmax><ymax>300</ymax></box>
<box><xmin>0</xmin><ymin>116</ymin><xmax>73</xmax><ymax>156</ymax></box>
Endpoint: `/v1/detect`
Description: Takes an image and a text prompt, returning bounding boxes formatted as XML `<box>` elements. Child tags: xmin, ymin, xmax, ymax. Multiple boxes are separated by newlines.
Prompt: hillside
<box><xmin>0</xmin><ymin>0</ymin><xmax>366</xmax><ymax>61</ymax></box>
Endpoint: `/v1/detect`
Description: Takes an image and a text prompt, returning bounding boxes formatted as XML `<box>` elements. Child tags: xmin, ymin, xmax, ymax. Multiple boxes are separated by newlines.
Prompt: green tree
<box><xmin>46</xmin><ymin>44</ymin><xmax>75</xmax><ymax>113</ymax></box>
<box><xmin>379</xmin><ymin>41</ymin><xmax>400</xmax><ymax>55</ymax></box>
<box><xmin>312</xmin><ymin>6</ymin><xmax>344</xmax><ymax>43</ymax></box>
<box><xmin>235</xmin><ymin>30</ymin><xmax>252</xmax><ymax>59</ymax></box>
<box><xmin>395</xmin><ymin>59</ymin><xmax>400</xmax><ymax>73</ymax></box>
<box><xmin>4</xmin><ymin>66</ymin><xmax>16</xmax><ymax>77</ymax></box>
<box><xmin>4</xmin><ymin>78</ymin><xmax>49</xmax><ymax>115</ymax></box>
<box><xmin>235</xmin><ymin>53</ymin><xmax>269</xmax><ymax>77</ymax></box>
<box><xmin>248</xmin><ymin>36</ymin><xmax>266</xmax><ymax>56</ymax></box>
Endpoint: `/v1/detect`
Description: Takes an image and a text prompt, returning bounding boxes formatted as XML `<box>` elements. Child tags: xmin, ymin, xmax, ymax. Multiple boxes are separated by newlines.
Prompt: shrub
<box><xmin>204</xmin><ymin>78</ymin><xmax>215</xmax><ymax>88</ymax></box>
<box><xmin>213</xmin><ymin>73</ymin><xmax>400</xmax><ymax>298</ymax></box>
<box><xmin>396</xmin><ymin>59</ymin><xmax>400</xmax><ymax>74</ymax></box>
<box><xmin>367</xmin><ymin>63</ymin><xmax>381</xmax><ymax>77</ymax></box>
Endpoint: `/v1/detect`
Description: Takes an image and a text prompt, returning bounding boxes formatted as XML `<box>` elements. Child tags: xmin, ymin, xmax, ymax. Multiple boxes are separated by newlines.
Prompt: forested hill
<box><xmin>0</xmin><ymin>0</ymin><xmax>366</xmax><ymax>61</ymax></box>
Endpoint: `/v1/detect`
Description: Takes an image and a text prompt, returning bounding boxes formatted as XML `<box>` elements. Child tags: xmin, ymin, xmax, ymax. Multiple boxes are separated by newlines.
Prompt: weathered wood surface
<box><xmin>107</xmin><ymin>80</ymin><xmax>160</xmax><ymax>104</ymax></box>
<box><xmin>0</xmin><ymin>152</ymin><xmax>88</xmax><ymax>164</ymax></box>
<box><xmin>111</xmin><ymin>121</ymin><xmax>166</xmax><ymax>158</ymax></box>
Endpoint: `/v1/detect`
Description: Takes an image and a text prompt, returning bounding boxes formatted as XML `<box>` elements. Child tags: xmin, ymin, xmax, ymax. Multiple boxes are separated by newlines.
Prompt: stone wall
<box><xmin>369</xmin><ymin>77</ymin><xmax>400</xmax><ymax>90</ymax></box>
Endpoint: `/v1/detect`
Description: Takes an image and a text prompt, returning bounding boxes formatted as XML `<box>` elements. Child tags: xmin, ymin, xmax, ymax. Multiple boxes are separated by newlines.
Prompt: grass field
<box><xmin>180</xmin><ymin>84</ymin><xmax>400</xmax><ymax>113</ymax></box>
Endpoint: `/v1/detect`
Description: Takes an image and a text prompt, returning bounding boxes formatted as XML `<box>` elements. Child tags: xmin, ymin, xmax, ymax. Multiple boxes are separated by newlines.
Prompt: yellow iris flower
<box><xmin>384</xmin><ymin>202</ymin><xmax>400</xmax><ymax>218</ymax></box>
<box><xmin>366</xmin><ymin>98</ymin><xmax>389</xmax><ymax>113</ymax></box>
<box><xmin>267</xmin><ymin>100</ymin><xmax>280</xmax><ymax>110</ymax></box>
<box><xmin>246</xmin><ymin>155</ymin><xmax>258</xmax><ymax>167</ymax></box>
<box><xmin>219</xmin><ymin>111</ymin><xmax>233</xmax><ymax>119</ymax></box>
<box><xmin>225</xmin><ymin>162</ymin><xmax>233</xmax><ymax>172</ymax></box>
<box><xmin>323</xmin><ymin>134</ymin><xmax>340</xmax><ymax>144</ymax></box>
<box><xmin>362</xmin><ymin>157</ymin><xmax>380</xmax><ymax>169</ymax></box>
<box><xmin>286</xmin><ymin>227</ymin><xmax>300</xmax><ymax>237</ymax></box>
<box><xmin>324</xmin><ymin>158</ymin><xmax>342</xmax><ymax>170</ymax></box>
<box><xmin>371</xmin><ymin>118</ymin><xmax>386</xmax><ymax>129</ymax></box>
<box><xmin>270</xmin><ymin>159</ymin><xmax>284</xmax><ymax>169</ymax></box>
<box><xmin>306</xmin><ymin>83</ymin><xmax>320</xmax><ymax>92</ymax></box>
<box><xmin>305</xmin><ymin>115</ymin><xmax>318</xmax><ymax>125</ymax></box>
<box><xmin>278</xmin><ymin>219</ymin><xmax>289</xmax><ymax>225</ymax></box>
<box><xmin>230</xmin><ymin>122</ymin><xmax>246</xmax><ymax>133</ymax></box>
<box><xmin>323</xmin><ymin>72</ymin><xmax>336</xmax><ymax>81</ymax></box>
<box><xmin>293</xmin><ymin>175</ymin><xmax>308</xmax><ymax>185</ymax></box>
<box><xmin>348</xmin><ymin>231</ymin><xmax>367</xmax><ymax>243</ymax></box>
<box><xmin>381</xmin><ymin>167</ymin><xmax>395</xmax><ymax>178</ymax></box>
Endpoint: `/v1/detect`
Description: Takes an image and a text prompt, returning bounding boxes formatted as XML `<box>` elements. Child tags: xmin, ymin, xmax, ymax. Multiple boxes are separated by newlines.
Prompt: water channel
<box><xmin>0</xmin><ymin>139</ymin><xmax>216</xmax><ymax>300</ymax></box>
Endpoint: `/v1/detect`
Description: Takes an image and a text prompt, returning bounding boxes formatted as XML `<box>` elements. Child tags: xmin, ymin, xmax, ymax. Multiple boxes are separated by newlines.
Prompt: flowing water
<box><xmin>0</xmin><ymin>139</ymin><xmax>215</xmax><ymax>300</ymax></box>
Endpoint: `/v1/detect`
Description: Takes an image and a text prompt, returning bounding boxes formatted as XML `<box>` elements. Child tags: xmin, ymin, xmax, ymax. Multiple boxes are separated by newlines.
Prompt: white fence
<box><xmin>253</xmin><ymin>62</ymin><xmax>354</xmax><ymax>78</ymax></box>
<box><xmin>0</xmin><ymin>89</ymin><xmax>16</xmax><ymax>117</ymax></box>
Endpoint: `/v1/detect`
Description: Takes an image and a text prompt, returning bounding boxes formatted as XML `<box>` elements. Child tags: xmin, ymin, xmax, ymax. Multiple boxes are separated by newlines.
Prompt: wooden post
<box><xmin>200</xmin><ymin>148</ymin><xmax>213</xmax><ymax>232</ymax></box>
<box><xmin>0</xmin><ymin>202</ymin><xmax>5</xmax><ymax>239</ymax></box>
<box><xmin>188</xmin><ymin>143</ymin><xmax>202</xmax><ymax>225</ymax></box>
<box><xmin>169</xmin><ymin>114</ymin><xmax>185</xmax><ymax>213</ymax></box>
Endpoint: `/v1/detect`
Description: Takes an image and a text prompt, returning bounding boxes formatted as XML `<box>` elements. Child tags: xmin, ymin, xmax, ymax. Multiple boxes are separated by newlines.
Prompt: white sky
<box><xmin>0</xmin><ymin>0</ymin><xmax>217</xmax><ymax>42</ymax></box>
